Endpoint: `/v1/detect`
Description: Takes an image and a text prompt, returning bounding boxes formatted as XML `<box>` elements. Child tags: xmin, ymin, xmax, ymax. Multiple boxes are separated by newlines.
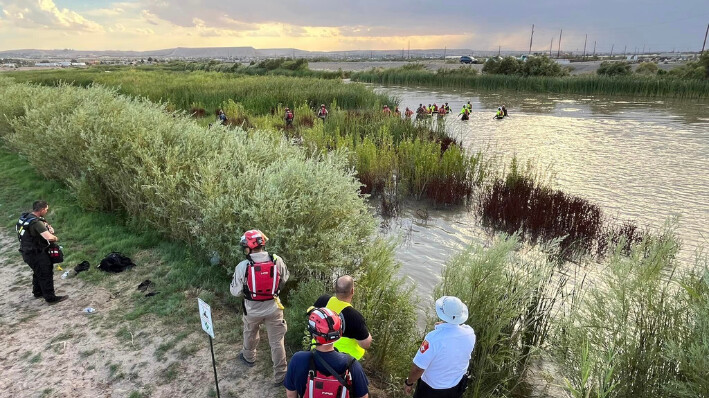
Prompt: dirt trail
<box><xmin>0</xmin><ymin>230</ymin><xmax>283</xmax><ymax>398</ymax></box>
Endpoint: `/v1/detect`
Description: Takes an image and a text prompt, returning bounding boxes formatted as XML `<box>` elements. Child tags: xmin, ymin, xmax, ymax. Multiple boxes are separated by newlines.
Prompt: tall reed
<box><xmin>352</xmin><ymin>67</ymin><xmax>709</xmax><ymax>98</ymax></box>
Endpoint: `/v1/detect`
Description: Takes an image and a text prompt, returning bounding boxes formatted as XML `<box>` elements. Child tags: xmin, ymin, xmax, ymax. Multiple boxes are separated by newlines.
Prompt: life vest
<box><xmin>286</xmin><ymin>111</ymin><xmax>294</xmax><ymax>121</ymax></box>
<box><xmin>326</xmin><ymin>297</ymin><xmax>366</xmax><ymax>359</ymax></box>
<box><xmin>304</xmin><ymin>352</ymin><xmax>355</xmax><ymax>398</ymax></box>
<box><xmin>243</xmin><ymin>254</ymin><xmax>281</xmax><ymax>301</ymax></box>
<box><xmin>439</xmin><ymin>107</ymin><xmax>446</xmax><ymax>115</ymax></box>
<box><xmin>16</xmin><ymin>213</ymin><xmax>46</xmax><ymax>253</ymax></box>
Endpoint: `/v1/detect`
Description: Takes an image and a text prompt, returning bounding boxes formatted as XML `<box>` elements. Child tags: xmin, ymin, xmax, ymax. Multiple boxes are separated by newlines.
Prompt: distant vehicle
<box><xmin>460</xmin><ymin>56</ymin><xmax>479</xmax><ymax>64</ymax></box>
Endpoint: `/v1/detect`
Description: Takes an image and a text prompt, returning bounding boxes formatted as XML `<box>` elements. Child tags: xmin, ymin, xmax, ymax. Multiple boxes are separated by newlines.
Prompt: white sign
<box><xmin>198</xmin><ymin>298</ymin><xmax>215</xmax><ymax>338</ymax></box>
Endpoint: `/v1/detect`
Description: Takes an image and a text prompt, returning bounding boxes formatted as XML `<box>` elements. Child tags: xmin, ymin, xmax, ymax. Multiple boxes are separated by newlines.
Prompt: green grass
<box><xmin>351</xmin><ymin>66</ymin><xmax>709</xmax><ymax>98</ymax></box>
<box><xmin>4</xmin><ymin>67</ymin><xmax>390</xmax><ymax>115</ymax></box>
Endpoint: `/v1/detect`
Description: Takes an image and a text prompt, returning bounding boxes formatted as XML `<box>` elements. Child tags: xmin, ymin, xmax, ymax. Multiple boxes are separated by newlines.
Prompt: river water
<box><xmin>371</xmin><ymin>85</ymin><xmax>709</xmax><ymax>304</ymax></box>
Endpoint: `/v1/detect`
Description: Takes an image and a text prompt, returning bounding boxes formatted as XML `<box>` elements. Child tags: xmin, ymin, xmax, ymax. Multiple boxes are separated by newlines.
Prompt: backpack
<box><xmin>243</xmin><ymin>254</ymin><xmax>280</xmax><ymax>301</ymax></box>
<box><xmin>98</xmin><ymin>252</ymin><xmax>136</xmax><ymax>273</ymax></box>
<box><xmin>305</xmin><ymin>351</ymin><xmax>355</xmax><ymax>398</ymax></box>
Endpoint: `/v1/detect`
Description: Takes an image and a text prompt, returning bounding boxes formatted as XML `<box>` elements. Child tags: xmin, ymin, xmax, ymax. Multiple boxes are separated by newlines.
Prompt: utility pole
<box><xmin>623</xmin><ymin>45</ymin><xmax>627</xmax><ymax>56</ymax></box>
<box><xmin>610</xmin><ymin>44</ymin><xmax>614</xmax><ymax>57</ymax></box>
<box><xmin>529</xmin><ymin>24</ymin><xmax>535</xmax><ymax>55</ymax></box>
<box><xmin>557</xmin><ymin>29</ymin><xmax>563</xmax><ymax>58</ymax></box>
<box><xmin>498</xmin><ymin>45</ymin><xmax>501</xmax><ymax>57</ymax></box>
<box><xmin>702</xmin><ymin>23</ymin><xmax>709</xmax><ymax>53</ymax></box>
<box><xmin>593</xmin><ymin>41</ymin><xmax>596</xmax><ymax>57</ymax></box>
<box><xmin>550</xmin><ymin>37</ymin><xmax>554</xmax><ymax>57</ymax></box>
<box><xmin>583</xmin><ymin>34</ymin><xmax>587</xmax><ymax>58</ymax></box>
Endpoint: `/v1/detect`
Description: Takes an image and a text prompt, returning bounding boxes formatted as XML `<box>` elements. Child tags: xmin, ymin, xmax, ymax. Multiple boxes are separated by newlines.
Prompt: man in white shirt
<box><xmin>403</xmin><ymin>296</ymin><xmax>476</xmax><ymax>398</ymax></box>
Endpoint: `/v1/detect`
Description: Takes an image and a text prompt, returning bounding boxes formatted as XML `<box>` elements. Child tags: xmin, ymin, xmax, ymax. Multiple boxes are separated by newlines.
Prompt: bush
<box><xmin>435</xmin><ymin>234</ymin><xmax>564</xmax><ymax>397</ymax></box>
<box><xmin>597</xmin><ymin>61</ymin><xmax>632</xmax><ymax>76</ymax></box>
<box><xmin>636</xmin><ymin>62</ymin><xmax>659</xmax><ymax>75</ymax></box>
<box><xmin>0</xmin><ymin>78</ymin><xmax>419</xmax><ymax>379</ymax></box>
<box><xmin>520</xmin><ymin>56</ymin><xmax>568</xmax><ymax>77</ymax></box>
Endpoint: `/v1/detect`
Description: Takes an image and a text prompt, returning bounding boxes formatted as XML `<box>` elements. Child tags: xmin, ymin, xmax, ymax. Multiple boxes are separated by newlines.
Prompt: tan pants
<box><xmin>241</xmin><ymin>309</ymin><xmax>287</xmax><ymax>382</ymax></box>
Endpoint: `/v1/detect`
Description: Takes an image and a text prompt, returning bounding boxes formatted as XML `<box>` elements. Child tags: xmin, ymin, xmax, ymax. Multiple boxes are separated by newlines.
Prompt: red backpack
<box><xmin>305</xmin><ymin>351</ymin><xmax>355</xmax><ymax>398</ymax></box>
<box><xmin>243</xmin><ymin>254</ymin><xmax>280</xmax><ymax>301</ymax></box>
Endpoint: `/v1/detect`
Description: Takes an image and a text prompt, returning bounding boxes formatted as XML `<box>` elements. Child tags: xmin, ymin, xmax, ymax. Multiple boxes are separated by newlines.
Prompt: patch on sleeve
<box><xmin>419</xmin><ymin>340</ymin><xmax>430</xmax><ymax>353</ymax></box>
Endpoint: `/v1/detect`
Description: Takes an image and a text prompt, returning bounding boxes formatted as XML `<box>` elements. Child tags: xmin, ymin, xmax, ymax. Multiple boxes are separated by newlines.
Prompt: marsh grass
<box><xmin>556</xmin><ymin>227</ymin><xmax>705</xmax><ymax>398</ymax></box>
<box><xmin>435</xmin><ymin>234</ymin><xmax>567</xmax><ymax>397</ymax></box>
<box><xmin>352</xmin><ymin>67</ymin><xmax>709</xmax><ymax>98</ymax></box>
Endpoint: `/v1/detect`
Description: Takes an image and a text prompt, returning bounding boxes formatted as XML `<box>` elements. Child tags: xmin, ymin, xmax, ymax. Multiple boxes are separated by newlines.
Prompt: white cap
<box><xmin>435</xmin><ymin>296</ymin><xmax>468</xmax><ymax>325</ymax></box>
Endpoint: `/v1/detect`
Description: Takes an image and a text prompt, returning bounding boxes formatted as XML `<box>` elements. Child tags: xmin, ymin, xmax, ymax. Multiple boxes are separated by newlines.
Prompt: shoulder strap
<box><xmin>313</xmin><ymin>351</ymin><xmax>351</xmax><ymax>389</ymax></box>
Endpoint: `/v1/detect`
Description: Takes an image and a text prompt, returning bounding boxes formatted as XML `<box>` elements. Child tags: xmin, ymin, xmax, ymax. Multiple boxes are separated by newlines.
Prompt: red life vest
<box><xmin>304</xmin><ymin>352</ymin><xmax>355</xmax><ymax>398</ymax></box>
<box><xmin>243</xmin><ymin>254</ymin><xmax>280</xmax><ymax>301</ymax></box>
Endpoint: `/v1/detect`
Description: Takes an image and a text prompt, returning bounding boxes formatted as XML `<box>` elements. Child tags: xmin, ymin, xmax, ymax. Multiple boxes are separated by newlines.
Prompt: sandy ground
<box><xmin>0</xmin><ymin>230</ymin><xmax>285</xmax><ymax>398</ymax></box>
<box><xmin>309</xmin><ymin>59</ymin><xmax>684</xmax><ymax>75</ymax></box>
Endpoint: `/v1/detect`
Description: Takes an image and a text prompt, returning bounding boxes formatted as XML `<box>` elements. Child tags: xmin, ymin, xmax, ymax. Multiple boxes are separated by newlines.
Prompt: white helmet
<box><xmin>435</xmin><ymin>296</ymin><xmax>468</xmax><ymax>325</ymax></box>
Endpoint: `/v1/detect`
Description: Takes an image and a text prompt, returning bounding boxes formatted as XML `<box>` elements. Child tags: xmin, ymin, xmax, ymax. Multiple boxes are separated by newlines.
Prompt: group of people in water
<box><xmin>276</xmin><ymin>101</ymin><xmax>510</xmax><ymax>127</ymax></box>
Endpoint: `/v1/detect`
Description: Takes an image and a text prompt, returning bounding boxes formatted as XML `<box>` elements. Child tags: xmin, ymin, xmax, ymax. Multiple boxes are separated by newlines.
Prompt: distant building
<box><xmin>1</xmin><ymin>63</ymin><xmax>17</xmax><ymax>68</ymax></box>
<box><xmin>35</xmin><ymin>62</ymin><xmax>60</xmax><ymax>67</ymax></box>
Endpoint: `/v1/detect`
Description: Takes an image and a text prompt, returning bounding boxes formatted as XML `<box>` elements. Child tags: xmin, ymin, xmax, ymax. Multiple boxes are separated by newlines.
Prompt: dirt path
<box><xmin>0</xmin><ymin>230</ymin><xmax>284</xmax><ymax>398</ymax></box>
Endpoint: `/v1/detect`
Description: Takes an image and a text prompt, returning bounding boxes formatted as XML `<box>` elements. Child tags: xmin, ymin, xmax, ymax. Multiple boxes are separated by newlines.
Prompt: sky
<box><xmin>0</xmin><ymin>0</ymin><xmax>707</xmax><ymax>53</ymax></box>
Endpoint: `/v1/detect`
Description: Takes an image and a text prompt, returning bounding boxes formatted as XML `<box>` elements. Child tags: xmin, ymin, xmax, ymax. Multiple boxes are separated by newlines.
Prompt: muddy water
<box><xmin>373</xmin><ymin>85</ymin><xmax>709</xmax><ymax>304</ymax></box>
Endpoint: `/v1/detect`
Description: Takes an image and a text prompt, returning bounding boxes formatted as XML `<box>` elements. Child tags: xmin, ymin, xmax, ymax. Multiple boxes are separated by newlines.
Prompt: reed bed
<box><xmin>557</xmin><ymin>226</ymin><xmax>707</xmax><ymax>398</ymax></box>
<box><xmin>352</xmin><ymin>67</ymin><xmax>709</xmax><ymax>98</ymax></box>
<box><xmin>478</xmin><ymin>163</ymin><xmax>649</xmax><ymax>258</ymax></box>
<box><xmin>5</xmin><ymin>68</ymin><xmax>388</xmax><ymax>115</ymax></box>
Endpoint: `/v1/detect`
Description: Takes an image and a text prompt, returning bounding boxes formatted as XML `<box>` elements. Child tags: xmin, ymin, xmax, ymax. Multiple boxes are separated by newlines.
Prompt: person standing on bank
<box><xmin>16</xmin><ymin>200</ymin><xmax>68</xmax><ymax>304</ymax></box>
<box><xmin>313</xmin><ymin>275</ymin><xmax>372</xmax><ymax>360</ymax></box>
<box><xmin>230</xmin><ymin>229</ymin><xmax>290</xmax><ymax>386</ymax></box>
<box><xmin>403</xmin><ymin>296</ymin><xmax>476</xmax><ymax>398</ymax></box>
<box><xmin>284</xmin><ymin>307</ymin><xmax>369</xmax><ymax>398</ymax></box>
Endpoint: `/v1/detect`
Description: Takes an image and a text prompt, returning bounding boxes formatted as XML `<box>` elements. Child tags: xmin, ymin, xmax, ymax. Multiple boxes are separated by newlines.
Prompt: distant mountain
<box><xmin>0</xmin><ymin>47</ymin><xmax>484</xmax><ymax>60</ymax></box>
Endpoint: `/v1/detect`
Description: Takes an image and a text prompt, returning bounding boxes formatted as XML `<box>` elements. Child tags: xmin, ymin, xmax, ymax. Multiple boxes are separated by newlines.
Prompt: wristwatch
<box><xmin>404</xmin><ymin>378</ymin><xmax>414</xmax><ymax>387</ymax></box>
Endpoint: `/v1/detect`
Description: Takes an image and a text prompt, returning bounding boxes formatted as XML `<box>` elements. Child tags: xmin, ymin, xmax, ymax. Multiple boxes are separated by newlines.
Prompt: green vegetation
<box><xmin>597</xmin><ymin>61</ymin><xmax>632</xmax><ymax>76</ymax></box>
<box><xmin>557</xmin><ymin>226</ymin><xmax>708</xmax><ymax>398</ymax></box>
<box><xmin>483</xmin><ymin>56</ymin><xmax>569</xmax><ymax>77</ymax></box>
<box><xmin>636</xmin><ymin>62</ymin><xmax>659</xmax><ymax>75</ymax></box>
<box><xmin>0</xmin><ymin>76</ymin><xmax>419</xmax><ymax>379</ymax></box>
<box><xmin>6</xmin><ymin>69</ymin><xmax>491</xmax><ymax>205</ymax></box>
<box><xmin>352</xmin><ymin>56</ymin><xmax>709</xmax><ymax>98</ymax></box>
<box><xmin>436</xmin><ymin>235</ymin><xmax>563</xmax><ymax>397</ymax></box>
<box><xmin>4</xmin><ymin>68</ymin><xmax>385</xmax><ymax>115</ymax></box>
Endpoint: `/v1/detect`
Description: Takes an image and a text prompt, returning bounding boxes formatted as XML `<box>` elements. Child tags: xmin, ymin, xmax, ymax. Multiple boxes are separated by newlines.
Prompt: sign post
<box><xmin>198</xmin><ymin>298</ymin><xmax>220</xmax><ymax>398</ymax></box>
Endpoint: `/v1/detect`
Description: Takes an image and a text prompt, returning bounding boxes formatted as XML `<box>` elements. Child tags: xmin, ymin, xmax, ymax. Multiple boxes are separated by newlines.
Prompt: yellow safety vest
<box><xmin>326</xmin><ymin>296</ymin><xmax>366</xmax><ymax>359</ymax></box>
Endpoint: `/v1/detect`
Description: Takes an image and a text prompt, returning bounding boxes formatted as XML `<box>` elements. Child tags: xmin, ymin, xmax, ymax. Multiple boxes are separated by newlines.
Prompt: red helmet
<box><xmin>308</xmin><ymin>307</ymin><xmax>344</xmax><ymax>345</ymax></box>
<box><xmin>240</xmin><ymin>229</ymin><xmax>268</xmax><ymax>250</ymax></box>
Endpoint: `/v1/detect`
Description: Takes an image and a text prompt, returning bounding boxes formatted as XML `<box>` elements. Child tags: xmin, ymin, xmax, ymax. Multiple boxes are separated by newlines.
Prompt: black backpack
<box><xmin>98</xmin><ymin>252</ymin><xmax>135</xmax><ymax>273</ymax></box>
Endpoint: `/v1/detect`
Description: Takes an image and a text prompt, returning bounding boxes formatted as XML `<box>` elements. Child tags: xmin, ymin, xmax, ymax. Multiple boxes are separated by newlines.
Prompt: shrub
<box><xmin>636</xmin><ymin>62</ymin><xmax>659</xmax><ymax>75</ymax></box>
<box><xmin>520</xmin><ymin>56</ymin><xmax>568</xmax><ymax>77</ymax></box>
<box><xmin>597</xmin><ymin>61</ymin><xmax>632</xmax><ymax>76</ymax></box>
<box><xmin>0</xmin><ymin>78</ymin><xmax>419</xmax><ymax>379</ymax></box>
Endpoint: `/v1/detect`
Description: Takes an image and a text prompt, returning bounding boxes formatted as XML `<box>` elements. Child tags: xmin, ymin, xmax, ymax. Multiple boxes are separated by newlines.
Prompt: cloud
<box><xmin>0</xmin><ymin>0</ymin><xmax>104</xmax><ymax>32</ymax></box>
